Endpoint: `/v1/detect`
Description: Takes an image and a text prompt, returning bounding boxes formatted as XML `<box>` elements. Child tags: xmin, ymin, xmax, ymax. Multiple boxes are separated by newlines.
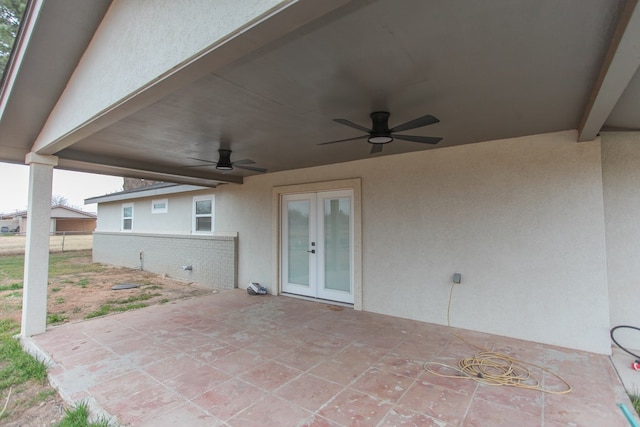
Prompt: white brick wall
<box><xmin>92</xmin><ymin>232</ymin><xmax>237</xmax><ymax>289</ymax></box>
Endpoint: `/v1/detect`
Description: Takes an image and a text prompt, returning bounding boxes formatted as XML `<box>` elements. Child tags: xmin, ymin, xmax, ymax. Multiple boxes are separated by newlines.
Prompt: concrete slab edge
<box><xmin>18</xmin><ymin>335</ymin><xmax>120</xmax><ymax>426</ymax></box>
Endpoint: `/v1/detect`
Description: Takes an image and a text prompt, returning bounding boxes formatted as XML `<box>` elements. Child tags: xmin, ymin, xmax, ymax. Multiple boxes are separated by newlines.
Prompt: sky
<box><xmin>0</xmin><ymin>163</ymin><xmax>124</xmax><ymax>214</ymax></box>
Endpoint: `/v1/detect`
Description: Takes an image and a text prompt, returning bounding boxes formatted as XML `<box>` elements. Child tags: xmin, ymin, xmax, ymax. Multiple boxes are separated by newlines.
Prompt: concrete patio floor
<box><xmin>29</xmin><ymin>289</ymin><xmax>638</xmax><ymax>426</ymax></box>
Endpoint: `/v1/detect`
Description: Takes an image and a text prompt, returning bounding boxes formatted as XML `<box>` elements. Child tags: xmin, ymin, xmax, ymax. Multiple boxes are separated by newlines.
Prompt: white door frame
<box><xmin>272</xmin><ymin>178</ymin><xmax>362</xmax><ymax>310</ymax></box>
<box><xmin>281</xmin><ymin>190</ymin><xmax>354</xmax><ymax>304</ymax></box>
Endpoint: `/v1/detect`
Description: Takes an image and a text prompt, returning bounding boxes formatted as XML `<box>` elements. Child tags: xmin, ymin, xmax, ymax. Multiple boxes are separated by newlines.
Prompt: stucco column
<box><xmin>21</xmin><ymin>153</ymin><xmax>58</xmax><ymax>337</ymax></box>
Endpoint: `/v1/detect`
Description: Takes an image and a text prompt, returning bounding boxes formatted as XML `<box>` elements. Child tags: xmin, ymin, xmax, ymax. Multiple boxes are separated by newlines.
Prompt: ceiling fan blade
<box><xmin>390</xmin><ymin>114</ymin><xmax>439</xmax><ymax>132</ymax></box>
<box><xmin>187</xmin><ymin>157</ymin><xmax>217</xmax><ymax>164</ymax></box>
<box><xmin>235</xmin><ymin>164</ymin><xmax>268</xmax><ymax>173</ymax></box>
<box><xmin>232</xmin><ymin>159</ymin><xmax>255</xmax><ymax>165</ymax></box>
<box><xmin>391</xmin><ymin>134</ymin><xmax>442</xmax><ymax>144</ymax></box>
<box><xmin>317</xmin><ymin>135</ymin><xmax>367</xmax><ymax>145</ymax></box>
<box><xmin>333</xmin><ymin>118</ymin><xmax>371</xmax><ymax>133</ymax></box>
<box><xmin>182</xmin><ymin>164</ymin><xmax>216</xmax><ymax>168</ymax></box>
<box><xmin>370</xmin><ymin>144</ymin><xmax>383</xmax><ymax>154</ymax></box>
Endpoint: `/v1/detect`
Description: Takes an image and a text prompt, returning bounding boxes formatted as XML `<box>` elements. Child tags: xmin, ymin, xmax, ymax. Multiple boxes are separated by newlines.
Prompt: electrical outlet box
<box><xmin>452</xmin><ymin>273</ymin><xmax>462</xmax><ymax>284</ymax></box>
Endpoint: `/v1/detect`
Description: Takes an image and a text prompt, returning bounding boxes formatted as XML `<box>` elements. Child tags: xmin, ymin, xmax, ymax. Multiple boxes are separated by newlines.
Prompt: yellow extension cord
<box><xmin>423</xmin><ymin>282</ymin><xmax>572</xmax><ymax>395</ymax></box>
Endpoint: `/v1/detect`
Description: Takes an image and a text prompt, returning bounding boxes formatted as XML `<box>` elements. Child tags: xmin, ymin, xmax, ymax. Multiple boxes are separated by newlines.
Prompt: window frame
<box><xmin>122</xmin><ymin>203</ymin><xmax>134</xmax><ymax>231</ymax></box>
<box><xmin>192</xmin><ymin>195</ymin><xmax>215</xmax><ymax>234</ymax></box>
<box><xmin>151</xmin><ymin>198</ymin><xmax>168</xmax><ymax>214</ymax></box>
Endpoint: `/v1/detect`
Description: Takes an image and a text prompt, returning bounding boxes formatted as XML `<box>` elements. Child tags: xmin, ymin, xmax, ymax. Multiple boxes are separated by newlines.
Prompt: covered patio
<box><xmin>29</xmin><ymin>290</ymin><xmax>634</xmax><ymax>426</ymax></box>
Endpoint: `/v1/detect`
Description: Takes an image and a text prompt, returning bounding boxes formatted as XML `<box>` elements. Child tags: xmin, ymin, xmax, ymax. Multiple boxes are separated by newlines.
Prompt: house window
<box><xmin>122</xmin><ymin>203</ymin><xmax>133</xmax><ymax>231</ymax></box>
<box><xmin>193</xmin><ymin>196</ymin><xmax>214</xmax><ymax>233</ymax></box>
<box><xmin>151</xmin><ymin>198</ymin><xmax>168</xmax><ymax>214</ymax></box>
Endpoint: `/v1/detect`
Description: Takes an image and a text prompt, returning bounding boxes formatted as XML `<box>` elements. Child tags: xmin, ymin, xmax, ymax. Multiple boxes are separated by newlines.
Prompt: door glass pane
<box><xmin>324</xmin><ymin>197</ymin><xmax>350</xmax><ymax>292</ymax></box>
<box><xmin>288</xmin><ymin>200</ymin><xmax>310</xmax><ymax>286</ymax></box>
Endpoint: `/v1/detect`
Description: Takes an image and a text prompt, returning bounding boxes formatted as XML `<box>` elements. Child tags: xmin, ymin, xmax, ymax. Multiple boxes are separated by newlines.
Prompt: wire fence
<box><xmin>0</xmin><ymin>234</ymin><xmax>93</xmax><ymax>255</ymax></box>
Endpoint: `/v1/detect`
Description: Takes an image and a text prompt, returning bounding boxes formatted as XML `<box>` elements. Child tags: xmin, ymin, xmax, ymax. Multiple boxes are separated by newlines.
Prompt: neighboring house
<box><xmin>1</xmin><ymin>1</ymin><xmax>640</xmax><ymax>355</ymax></box>
<box><xmin>86</xmin><ymin>183</ymin><xmax>237</xmax><ymax>290</ymax></box>
<box><xmin>1</xmin><ymin>205</ymin><xmax>96</xmax><ymax>235</ymax></box>
<box><xmin>0</xmin><ymin>213</ymin><xmax>20</xmax><ymax>232</ymax></box>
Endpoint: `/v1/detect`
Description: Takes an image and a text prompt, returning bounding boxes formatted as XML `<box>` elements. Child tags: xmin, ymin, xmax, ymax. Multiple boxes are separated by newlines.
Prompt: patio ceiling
<box><xmin>1</xmin><ymin>0</ymin><xmax>639</xmax><ymax>186</ymax></box>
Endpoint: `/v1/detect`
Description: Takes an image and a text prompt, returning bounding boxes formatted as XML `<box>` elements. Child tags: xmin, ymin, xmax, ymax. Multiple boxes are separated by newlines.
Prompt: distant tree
<box><xmin>0</xmin><ymin>0</ymin><xmax>26</xmax><ymax>73</ymax></box>
<box><xmin>123</xmin><ymin>178</ymin><xmax>162</xmax><ymax>190</ymax></box>
<box><xmin>51</xmin><ymin>195</ymin><xmax>68</xmax><ymax>207</ymax></box>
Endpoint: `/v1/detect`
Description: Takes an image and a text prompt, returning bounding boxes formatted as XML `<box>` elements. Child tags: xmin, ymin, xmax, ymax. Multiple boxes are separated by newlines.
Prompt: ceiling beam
<box><xmin>57</xmin><ymin>159</ymin><xmax>224</xmax><ymax>188</ymax></box>
<box><xmin>578</xmin><ymin>0</ymin><xmax>640</xmax><ymax>142</ymax></box>
<box><xmin>57</xmin><ymin>150</ymin><xmax>243</xmax><ymax>185</ymax></box>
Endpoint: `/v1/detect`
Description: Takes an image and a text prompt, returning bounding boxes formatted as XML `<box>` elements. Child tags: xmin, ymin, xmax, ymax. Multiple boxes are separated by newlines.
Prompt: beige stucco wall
<box><xmin>601</xmin><ymin>132</ymin><xmax>640</xmax><ymax>330</ymax></box>
<box><xmin>94</xmin><ymin>130</ymin><xmax>612</xmax><ymax>353</ymax></box>
<box><xmin>213</xmin><ymin>130</ymin><xmax>610</xmax><ymax>354</ymax></box>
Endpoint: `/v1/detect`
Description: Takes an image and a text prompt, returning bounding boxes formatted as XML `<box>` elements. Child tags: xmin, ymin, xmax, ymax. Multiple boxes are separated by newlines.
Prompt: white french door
<box><xmin>281</xmin><ymin>190</ymin><xmax>354</xmax><ymax>304</ymax></box>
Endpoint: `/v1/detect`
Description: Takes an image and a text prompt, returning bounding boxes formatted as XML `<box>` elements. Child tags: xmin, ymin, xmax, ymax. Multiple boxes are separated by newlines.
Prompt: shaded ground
<box><xmin>0</xmin><ymin>250</ymin><xmax>216</xmax><ymax>425</ymax></box>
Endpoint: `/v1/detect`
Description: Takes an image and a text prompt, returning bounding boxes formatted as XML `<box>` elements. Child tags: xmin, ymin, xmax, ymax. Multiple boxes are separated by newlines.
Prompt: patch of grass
<box><xmin>160</xmin><ymin>298</ymin><xmax>169</xmax><ymax>304</ymax></box>
<box><xmin>105</xmin><ymin>293</ymin><xmax>161</xmax><ymax>305</ymax></box>
<box><xmin>20</xmin><ymin>388</ymin><xmax>59</xmax><ymax>409</ymax></box>
<box><xmin>143</xmin><ymin>284</ymin><xmax>162</xmax><ymax>290</ymax></box>
<box><xmin>0</xmin><ymin>319</ymin><xmax>47</xmax><ymax>390</ymax></box>
<box><xmin>116</xmin><ymin>303</ymin><xmax>147</xmax><ymax>312</ymax></box>
<box><xmin>71</xmin><ymin>306</ymin><xmax>82</xmax><ymax>314</ymax></box>
<box><xmin>55</xmin><ymin>296</ymin><xmax>65</xmax><ymax>304</ymax></box>
<box><xmin>3</xmin><ymin>291</ymin><xmax>21</xmax><ymax>298</ymax></box>
<box><xmin>36</xmin><ymin>388</ymin><xmax>57</xmax><ymax>401</ymax></box>
<box><xmin>84</xmin><ymin>306</ymin><xmax>110</xmax><ymax>319</ymax></box>
<box><xmin>51</xmin><ymin>287</ymin><xmax>61</xmax><ymax>293</ymax></box>
<box><xmin>47</xmin><ymin>313</ymin><xmax>67</xmax><ymax>325</ymax></box>
<box><xmin>49</xmin><ymin>252</ymin><xmax>105</xmax><ymax>276</ymax></box>
<box><xmin>0</xmin><ymin>251</ymin><xmax>103</xmax><ymax>283</ymax></box>
<box><xmin>0</xmin><ymin>282</ymin><xmax>23</xmax><ymax>291</ymax></box>
<box><xmin>75</xmin><ymin>278</ymin><xmax>89</xmax><ymax>288</ymax></box>
<box><xmin>85</xmin><ymin>303</ymin><xmax>147</xmax><ymax>319</ymax></box>
<box><xmin>630</xmin><ymin>393</ymin><xmax>640</xmax><ymax>416</ymax></box>
<box><xmin>58</xmin><ymin>400</ymin><xmax>114</xmax><ymax>427</ymax></box>
<box><xmin>0</xmin><ymin>256</ymin><xmax>25</xmax><ymax>281</ymax></box>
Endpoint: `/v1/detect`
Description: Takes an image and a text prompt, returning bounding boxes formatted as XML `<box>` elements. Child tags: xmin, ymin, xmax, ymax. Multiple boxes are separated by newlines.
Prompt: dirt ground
<box><xmin>0</xmin><ymin>250</ymin><xmax>216</xmax><ymax>425</ymax></box>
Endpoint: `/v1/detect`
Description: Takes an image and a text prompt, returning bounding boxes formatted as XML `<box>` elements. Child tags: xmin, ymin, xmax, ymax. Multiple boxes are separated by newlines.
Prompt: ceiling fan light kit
<box><xmin>367</xmin><ymin>135</ymin><xmax>393</xmax><ymax>144</ymax></box>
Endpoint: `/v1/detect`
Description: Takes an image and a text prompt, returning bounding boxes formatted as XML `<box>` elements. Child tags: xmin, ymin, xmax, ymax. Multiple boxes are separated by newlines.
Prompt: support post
<box><xmin>21</xmin><ymin>153</ymin><xmax>57</xmax><ymax>337</ymax></box>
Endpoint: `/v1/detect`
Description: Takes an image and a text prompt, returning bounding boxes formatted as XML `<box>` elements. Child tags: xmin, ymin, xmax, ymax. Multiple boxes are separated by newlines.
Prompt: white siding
<box><xmin>96</xmin><ymin>189</ymin><xmax>214</xmax><ymax>234</ymax></box>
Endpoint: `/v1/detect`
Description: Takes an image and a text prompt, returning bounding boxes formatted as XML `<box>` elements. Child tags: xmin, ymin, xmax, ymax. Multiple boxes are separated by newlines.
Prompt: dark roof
<box><xmin>87</xmin><ymin>182</ymin><xmax>179</xmax><ymax>199</ymax></box>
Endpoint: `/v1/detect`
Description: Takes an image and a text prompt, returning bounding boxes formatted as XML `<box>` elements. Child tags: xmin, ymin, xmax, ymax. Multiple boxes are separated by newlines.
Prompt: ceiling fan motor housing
<box><xmin>368</xmin><ymin>111</ymin><xmax>393</xmax><ymax>144</ymax></box>
<box><xmin>216</xmin><ymin>149</ymin><xmax>234</xmax><ymax>170</ymax></box>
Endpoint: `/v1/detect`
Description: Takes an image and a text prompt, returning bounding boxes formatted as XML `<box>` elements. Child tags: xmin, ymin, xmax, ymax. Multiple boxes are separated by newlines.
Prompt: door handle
<box><xmin>307</xmin><ymin>249</ymin><xmax>316</xmax><ymax>254</ymax></box>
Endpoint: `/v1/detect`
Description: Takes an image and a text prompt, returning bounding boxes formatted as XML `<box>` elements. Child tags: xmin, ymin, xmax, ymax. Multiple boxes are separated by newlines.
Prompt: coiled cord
<box><xmin>424</xmin><ymin>341</ymin><xmax>572</xmax><ymax>394</ymax></box>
